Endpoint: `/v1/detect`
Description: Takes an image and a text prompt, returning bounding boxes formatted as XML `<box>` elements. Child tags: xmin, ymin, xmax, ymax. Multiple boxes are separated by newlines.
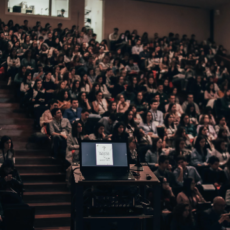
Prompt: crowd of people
<box><xmin>0</xmin><ymin>18</ymin><xmax>230</xmax><ymax>229</ymax></box>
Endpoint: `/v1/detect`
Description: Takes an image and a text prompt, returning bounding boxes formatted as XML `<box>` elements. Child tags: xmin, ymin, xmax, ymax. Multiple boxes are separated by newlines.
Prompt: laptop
<box><xmin>80</xmin><ymin>140</ymin><xmax>134</xmax><ymax>180</ymax></box>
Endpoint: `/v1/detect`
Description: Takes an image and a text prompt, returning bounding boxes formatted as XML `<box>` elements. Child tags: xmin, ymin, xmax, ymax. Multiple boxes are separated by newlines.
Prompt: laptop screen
<box><xmin>81</xmin><ymin>141</ymin><xmax>128</xmax><ymax>167</ymax></box>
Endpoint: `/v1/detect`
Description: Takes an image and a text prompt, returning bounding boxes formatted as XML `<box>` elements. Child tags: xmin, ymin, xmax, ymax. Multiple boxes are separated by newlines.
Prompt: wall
<box><xmin>103</xmin><ymin>0</ymin><xmax>210</xmax><ymax>42</ymax></box>
<box><xmin>214</xmin><ymin>3</ymin><xmax>230</xmax><ymax>52</ymax></box>
<box><xmin>0</xmin><ymin>0</ymin><xmax>84</xmax><ymax>30</ymax></box>
<box><xmin>85</xmin><ymin>0</ymin><xmax>103</xmax><ymax>42</ymax></box>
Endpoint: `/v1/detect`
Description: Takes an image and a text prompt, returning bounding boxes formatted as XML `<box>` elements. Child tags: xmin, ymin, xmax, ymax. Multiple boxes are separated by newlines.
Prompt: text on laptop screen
<box><xmin>81</xmin><ymin>142</ymin><xmax>128</xmax><ymax>167</ymax></box>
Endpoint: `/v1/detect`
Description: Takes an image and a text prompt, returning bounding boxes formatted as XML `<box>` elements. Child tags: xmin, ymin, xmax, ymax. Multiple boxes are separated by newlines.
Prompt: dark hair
<box><xmin>164</xmin><ymin>113</ymin><xmax>175</xmax><ymax>129</ymax></box>
<box><xmin>208</xmin><ymin>155</ymin><xmax>220</xmax><ymax>164</ymax></box>
<box><xmin>158</xmin><ymin>155</ymin><xmax>169</xmax><ymax>165</ymax></box>
<box><xmin>93</xmin><ymin>122</ymin><xmax>105</xmax><ymax>137</ymax></box>
<box><xmin>51</xmin><ymin>108</ymin><xmax>61</xmax><ymax>117</ymax></box>
<box><xmin>107</xmin><ymin>101</ymin><xmax>117</xmax><ymax>114</ymax></box>
<box><xmin>199</xmin><ymin>114</ymin><xmax>210</xmax><ymax>125</ymax></box>
<box><xmin>214</xmin><ymin>138</ymin><xmax>227</xmax><ymax>153</ymax></box>
<box><xmin>109</xmin><ymin>113</ymin><xmax>117</xmax><ymax>122</ymax></box>
<box><xmin>198</xmin><ymin>125</ymin><xmax>208</xmax><ymax>136</ymax></box>
<box><xmin>182</xmin><ymin>178</ymin><xmax>195</xmax><ymax>200</ymax></box>
<box><xmin>174</xmin><ymin>127</ymin><xmax>186</xmax><ymax>139</ymax></box>
<box><xmin>112</xmin><ymin>122</ymin><xmax>126</xmax><ymax>138</ymax></box>
<box><xmin>217</xmin><ymin>127</ymin><xmax>228</xmax><ymax>140</ymax></box>
<box><xmin>142</xmin><ymin>111</ymin><xmax>152</xmax><ymax>124</ymax></box>
<box><xmin>174</xmin><ymin>137</ymin><xmax>185</xmax><ymax>153</ymax></box>
<box><xmin>167</xmin><ymin>103</ymin><xmax>176</xmax><ymax>113</ymax></box>
<box><xmin>33</xmin><ymin>79</ymin><xmax>43</xmax><ymax>91</ymax></box>
<box><xmin>81</xmin><ymin>108</ymin><xmax>89</xmax><ymax>114</ymax></box>
<box><xmin>60</xmin><ymin>90</ymin><xmax>70</xmax><ymax>101</ymax></box>
<box><xmin>176</xmin><ymin>155</ymin><xmax>187</xmax><ymax>163</ymax></box>
<box><xmin>22</xmin><ymin>71</ymin><xmax>32</xmax><ymax>84</ymax></box>
<box><xmin>49</xmin><ymin>99</ymin><xmax>58</xmax><ymax>109</ymax></box>
<box><xmin>172</xmin><ymin>203</ymin><xmax>194</xmax><ymax>224</ymax></box>
<box><xmin>180</xmin><ymin>114</ymin><xmax>190</xmax><ymax>126</ymax></box>
<box><xmin>151</xmin><ymin>137</ymin><xmax>162</xmax><ymax>153</ymax></box>
<box><xmin>71</xmin><ymin>98</ymin><xmax>78</xmax><ymax>104</ymax></box>
<box><xmin>150</xmin><ymin>99</ymin><xmax>158</xmax><ymax>105</ymax></box>
<box><xmin>194</xmin><ymin>135</ymin><xmax>207</xmax><ymax>157</ymax></box>
<box><xmin>1</xmin><ymin>159</ymin><xmax>14</xmax><ymax>170</ymax></box>
<box><xmin>0</xmin><ymin>136</ymin><xmax>13</xmax><ymax>151</ymax></box>
<box><xmin>122</xmin><ymin>110</ymin><xmax>136</xmax><ymax>128</ymax></box>
<box><xmin>72</xmin><ymin>80</ymin><xmax>80</xmax><ymax>92</ymax></box>
<box><xmin>72</xmin><ymin>120</ymin><xmax>83</xmax><ymax>137</ymax></box>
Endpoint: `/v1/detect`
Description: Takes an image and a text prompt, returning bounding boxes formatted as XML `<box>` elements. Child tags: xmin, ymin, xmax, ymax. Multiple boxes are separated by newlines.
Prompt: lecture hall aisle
<box><xmin>0</xmin><ymin>81</ymin><xmax>71</xmax><ymax>230</ymax></box>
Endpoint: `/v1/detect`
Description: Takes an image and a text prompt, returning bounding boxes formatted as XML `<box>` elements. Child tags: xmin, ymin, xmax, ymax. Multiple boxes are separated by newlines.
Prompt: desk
<box><xmin>71</xmin><ymin>165</ymin><xmax>161</xmax><ymax>230</ymax></box>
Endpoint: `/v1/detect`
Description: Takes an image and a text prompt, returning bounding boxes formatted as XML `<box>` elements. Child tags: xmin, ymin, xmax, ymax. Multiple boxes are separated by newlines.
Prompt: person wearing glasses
<box><xmin>92</xmin><ymin>91</ymin><xmax>108</xmax><ymax>115</ymax></box>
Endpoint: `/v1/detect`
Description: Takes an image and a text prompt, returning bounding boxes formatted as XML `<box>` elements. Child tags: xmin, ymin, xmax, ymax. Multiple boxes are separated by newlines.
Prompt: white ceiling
<box><xmin>136</xmin><ymin>0</ymin><xmax>230</xmax><ymax>9</ymax></box>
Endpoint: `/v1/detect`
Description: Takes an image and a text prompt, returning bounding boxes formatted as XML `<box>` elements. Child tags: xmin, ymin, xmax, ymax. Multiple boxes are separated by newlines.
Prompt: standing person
<box><xmin>49</xmin><ymin>108</ymin><xmax>72</xmax><ymax>160</ymax></box>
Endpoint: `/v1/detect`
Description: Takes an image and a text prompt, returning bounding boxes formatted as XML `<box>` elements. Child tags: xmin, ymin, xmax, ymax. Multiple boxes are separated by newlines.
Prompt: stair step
<box><xmin>16</xmin><ymin>164</ymin><xmax>62</xmax><ymax>173</ymax></box>
<box><xmin>0</xmin><ymin>103</ymin><xmax>20</xmax><ymax>108</ymax></box>
<box><xmin>0</xmin><ymin>89</ymin><xmax>11</xmax><ymax>93</ymax></box>
<box><xmin>0</xmin><ymin>98</ymin><xmax>16</xmax><ymax>103</ymax></box>
<box><xmin>35</xmin><ymin>228</ymin><xmax>70</xmax><ymax>230</ymax></box>
<box><xmin>0</xmin><ymin>118</ymin><xmax>33</xmax><ymax>125</ymax></box>
<box><xmin>24</xmin><ymin>182</ymin><xmax>68</xmax><ymax>192</ymax></box>
<box><xmin>15</xmin><ymin>149</ymin><xmax>50</xmax><ymax>157</ymax></box>
<box><xmin>0</xmin><ymin>130</ymin><xmax>33</xmax><ymax>137</ymax></box>
<box><xmin>0</xmin><ymin>113</ymin><xmax>28</xmax><ymax>119</ymax></box>
<box><xmin>14</xmin><ymin>142</ymin><xmax>49</xmax><ymax>151</ymax></box>
<box><xmin>21</xmin><ymin>173</ymin><xmax>66</xmax><ymax>183</ymax></box>
<box><xmin>34</xmin><ymin>214</ymin><xmax>71</xmax><ymax>228</ymax></box>
<box><xmin>28</xmin><ymin>202</ymin><xmax>71</xmax><ymax>215</ymax></box>
<box><xmin>23</xmin><ymin>191</ymin><xmax>71</xmax><ymax>203</ymax></box>
<box><xmin>16</xmin><ymin>156</ymin><xmax>54</xmax><ymax>164</ymax></box>
<box><xmin>0</xmin><ymin>108</ymin><xmax>25</xmax><ymax>113</ymax></box>
<box><xmin>0</xmin><ymin>93</ymin><xmax>14</xmax><ymax>98</ymax></box>
<box><xmin>1</xmin><ymin>124</ymin><xmax>32</xmax><ymax>130</ymax></box>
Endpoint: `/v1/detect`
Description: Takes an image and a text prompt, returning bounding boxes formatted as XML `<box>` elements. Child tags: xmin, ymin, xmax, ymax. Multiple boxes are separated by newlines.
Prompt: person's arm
<box><xmin>92</xmin><ymin>101</ymin><xmax>99</xmax><ymax>113</ymax></box>
<box><xmin>16</xmin><ymin>57</ymin><xmax>20</xmax><ymax>68</ymax></box>
<box><xmin>204</xmin><ymin>90</ymin><xmax>211</xmax><ymax>99</ymax></box>
<box><xmin>193</xmin><ymin>167</ymin><xmax>202</xmax><ymax>185</ymax></box>
<box><xmin>174</xmin><ymin>167</ymin><xmax>184</xmax><ymax>186</ymax></box>
<box><xmin>7</xmin><ymin>56</ymin><xmax>13</xmax><ymax>67</ymax></box>
<box><xmin>67</xmin><ymin>135</ymin><xmax>79</xmax><ymax>151</ymax></box>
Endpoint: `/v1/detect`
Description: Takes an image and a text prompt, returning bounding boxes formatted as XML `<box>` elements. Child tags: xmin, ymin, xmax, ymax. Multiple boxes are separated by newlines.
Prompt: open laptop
<box><xmin>80</xmin><ymin>140</ymin><xmax>134</xmax><ymax>180</ymax></box>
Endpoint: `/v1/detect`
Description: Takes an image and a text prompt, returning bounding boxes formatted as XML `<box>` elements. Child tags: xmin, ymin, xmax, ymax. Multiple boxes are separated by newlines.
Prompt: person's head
<box><xmin>72</xmin><ymin>120</ymin><xmax>83</xmax><ymax>137</ymax></box>
<box><xmin>218</xmin><ymin>116</ymin><xmax>226</xmax><ymax>126</ymax></box>
<box><xmin>175</xmin><ymin>127</ymin><xmax>186</xmax><ymax>139</ymax></box>
<box><xmin>198</xmin><ymin>125</ymin><xmax>208</xmax><ymax>137</ymax></box>
<box><xmin>158</xmin><ymin>155</ymin><xmax>169</xmax><ymax>170</ymax></box>
<box><xmin>142</xmin><ymin>111</ymin><xmax>152</xmax><ymax>124</ymax></box>
<box><xmin>213</xmin><ymin>197</ymin><xmax>226</xmax><ymax>214</ymax></box>
<box><xmin>215</xmin><ymin>138</ymin><xmax>228</xmax><ymax>153</ymax></box>
<box><xmin>164</xmin><ymin>113</ymin><xmax>174</xmax><ymax>128</ymax></box>
<box><xmin>137</xmin><ymin>91</ymin><xmax>143</xmax><ymax>101</ymax></box>
<box><xmin>157</xmin><ymin>83</ymin><xmax>163</xmax><ymax>93</ymax></box>
<box><xmin>218</xmin><ymin>127</ymin><xmax>228</xmax><ymax>139</ymax></box>
<box><xmin>187</xmin><ymin>94</ymin><xmax>194</xmax><ymax>103</ymax></box>
<box><xmin>150</xmin><ymin>99</ymin><xmax>159</xmax><ymax>111</ymax></box>
<box><xmin>200</xmin><ymin>114</ymin><xmax>210</xmax><ymax>125</ymax></box>
<box><xmin>169</xmin><ymin>94</ymin><xmax>176</xmax><ymax>104</ymax></box>
<box><xmin>194</xmin><ymin>135</ymin><xmax>206</xmax><ymax>150</ymax></box>
<box><xmin>34</xmin><ymin>79</ymin><xmax>42</xmax><ymax>91</ymax></box>
<box><xmin>107</xmin><ymin>101</ymin><xmax>117</xmax><ymax>113</ymax></box>
<box><xmin>128</xmin><ymin>136</ymin><xmax>136</xmax><ymax>150</ymax></box>
<box><xmin>181</xmin><ymin>114</ymin><xmax>190</xmax><ymax>126</ymax></box>
<box><xmin>177</xmin><ymin>156</ymin><xmax>187</xmax><ymax>169</ymax></box>
<box><xmin>72</xmin><ymin>80</ymin><xmax>80</xmax><ymax>92</ymax></box>
<box><xmin>175</xmin><ymin>137</ymin><xmax>185</xmax><ymax>152</ymax></box>
<box><xmin>208</xmin><ymin>156</ymin><xmax>220</xmax><ymax>170</ymax></box>
<box><xmin>94</xmin><ymin>122</ymin><xmax>105</xmax><ymax>136</ymax></box>
<box><xmin>71</xmin><ymin>98</ymin><xmax>79</xmax><ymax>109</ymax></box>
<box><xmin>45</xmin><ymin>72</ymin><xmax>52</xmax><ymax>81</ymax></box>
<box><xmin>1</xmin><ymin>136</ymin><xmax>13</xmax><ymax>151</ymax></box>
<box><xmin>49</xmin><ymin>99</ymin><xmax>59</xmax><ymax>110</ymax></box>
<box><xmin>183</xmin><ymin>178</ymin><xmax>196</xmax><ymax>194</ymax></box>
<box><xmin>51</xmin><ymin>108</ymin><xmax>62</xmax><ymax>120</ymax></box>
<box><xmin>116</xmin><ymin>94</ymin><xmax>125</xmax><ymax>103</ymax></box>
<box><xmin>168</xmin><ymin>103</ymin><xmax>176</xmax><ymax>114</ymax></box>
<box><xmin>62</xmin><ymin>90</ymin><xmax>70</xmax><ymax>100</ymax></box>
<box><xmin>96</xmin><ymin>91</ymin><xmax>103</xmax><ymax>101</ymax></box>
<box><xmin>25</xmin><ymin>71</ymin><xmax>32</xmax><ymax>81</ymax></box>
<box><xmin>81</xmin><ymin>109</ymin><xmax>89</xmax><ymax>121</ymax></box>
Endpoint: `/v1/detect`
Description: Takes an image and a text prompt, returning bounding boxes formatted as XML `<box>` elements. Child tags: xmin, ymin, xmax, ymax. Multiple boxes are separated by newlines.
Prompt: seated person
<box><xmin>164</xmin><ymin>113</ymin><xmax>177</xmax><ymax>138</ymax></box>
<box><xmin>116</xmin><ymin>94</ymin><xmax>130</xmax><ymax>114</ymax></box>
<box><xmin>215</xmin><ymin>116</ymin><xmax>230</xmax><ymax>137</ymax></box>
<box><xmin>191</xmin><ymin>135</ymin><xmax>212</xmax><ymax>167</ymax></box>
<box><xmin>154</xmin><ymin>155</ymin><xmax>177</xmax><ymax>189</ymax></box>
<box><xmin>173</xmin><ymin>156</ymin><xmax>202</xmax><ymax>187</ymax></box>
<box><xmin>203</xmin><ymin>156</ymin><xmax>227</xmax><ymax>188</ymax></box>
<box><xmin>139</xmin><ymin>111</ymin><xmax>158</xmax><ymax>138</ymax></box>
<box><xmin>122</xmin><ymin>109</ymin><xmax>137</xmax><ymax>137</ymax></box>
<box><xmin>0</xmin><ymin>136</ymin><xmax>14</xmax><ymax>164</ymax></box>
<box><xmin>182</xmin><ymin>93</ymin><xmax>200</xmax><ymax>115</ymax></box>
<box><xmin>135</xmin><ymin>127</ymin><xmax>152</xmax><ymax>146</ymax></box>
<box><xmin>88</xmin><ymin>122</ymin><xmax>111</xmax><ymax>140</ymax></box>
<box><xmin>0</xmin><ymin>159</ymin><xmax>23</xmax><ymax>205</ymax></box>
<box><xmin>169</xmin><ymin>138</ymin><xmax>191</xmax><ymax>169</ymax></box>
<box><xmin>197</xmin><ymin>114</ymin><xmax>217</xmax><ymax>140</ymax></box>
<box><xmin>66</xmin><ymin>121</ymin><xmax>87</xmax><ymax>165</ymax></box>
<box><xmin>170</xmin><ymin>204</ymin><xmax>197</xmax><ymax>230</ymax></box>
<box><xmin>77</xmin><ymin>109</ymin><xmax>91</xmax><ymax>135</ymax></box>
<box><xmin>179</xmin><ymin>114</ymin><xmax>197</xmax><ymax>138</ymax></box>
<box><xmin>63</xmin><ymin>98</ymin><xmax>82</xmax><ymax>124</ymax></box>
<box><xmin>49</xmin><ymin>108</ymin><xmax>72</xmax><ymax>159</ymax></box>
<box><xmin>40</xmin><ymin>99</ymin><xmax>59</xmax><ymax>134</ymax></box>
<box><xmin>165</xmin><ymin>94</ymin><xmax>184</xmax><ymax>116</ymax></box>
<box><xmin>111</xmin><ymin>122</ymin><xmax>129</xmax><ymax>142</ymax></box>
<box><xmin>92</xmin><ymin>91</ymin><xmax>108</xmax><ymax>115</ymax></box>
<box><xmin>128</xmin><ymin>136</ymin><xmax>138</xmax><ymax>164</ymax></box>
<box><xmin>99</xmin><ymin>114</ymin><xmax>117</xmax><ymax>135</ymax></box>
<box><xmin>149</xmin><ymin>99</ymin><xmax>164</xmax><ymax>126</ymax></box>
<box><xmin>58</xmin><ymin>90</ymin><xmax>71</xmax><ymax>111</ymax></box>
<box><xmin>212</xmin><ymin>138</ymin><xmax>230</xmax><ymax>166</ymax></box>
<box><xmin>145</xmin><ymin>138</ymin><xmax>165</xmax><ymax>170</ymax></box>
<box><xmin>177</xmin><ymin>178</ymin><xmax>206</xmax><ymax>210</ymax></box>
<box><xmin>201</xmin><ymin>196</ymin><xmax>230</xmax><ymax>230</ymax></box>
